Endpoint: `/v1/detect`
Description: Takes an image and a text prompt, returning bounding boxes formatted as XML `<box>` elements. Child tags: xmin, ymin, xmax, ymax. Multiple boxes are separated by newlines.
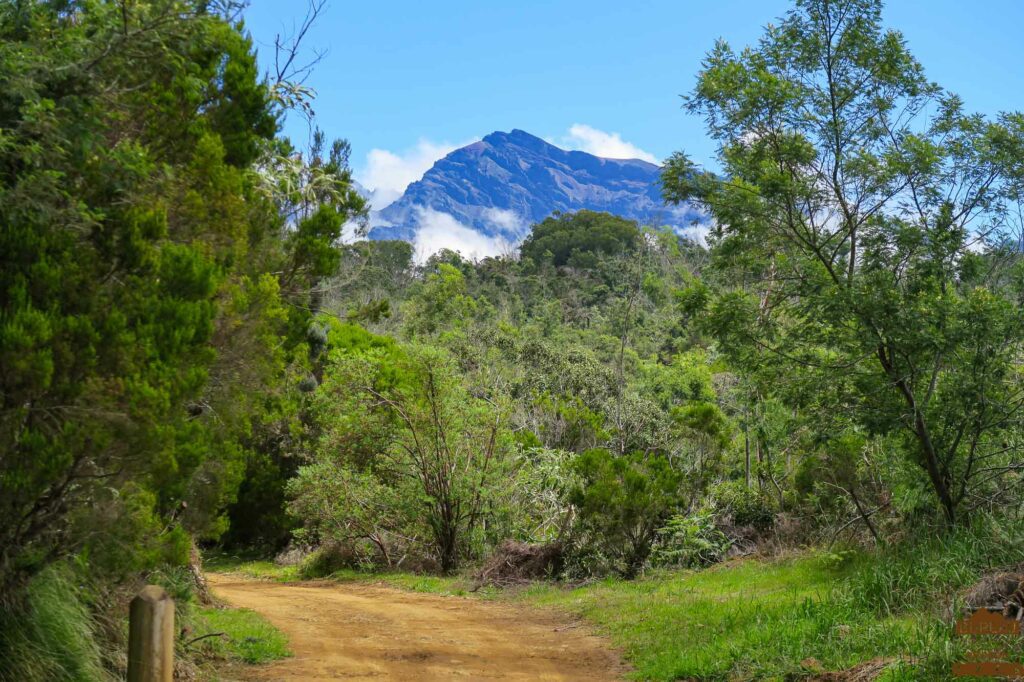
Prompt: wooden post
<box><xmin>127</xmin><ymin>585</ymin><xmax>175</xmax><ymax>682</ymax></box>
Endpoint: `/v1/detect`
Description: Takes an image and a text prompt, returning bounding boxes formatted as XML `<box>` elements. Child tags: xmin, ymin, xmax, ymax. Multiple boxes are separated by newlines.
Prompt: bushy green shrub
<box><xmin>289</xmin><ymin>343</ymin><xmax>513</xmax><ymax>573</ymax></box>
<box><xmin>569</xmin><ymin>449</ymin><xmax>685</xmax><ymax>578</ymax></box>
<box><xmin>497</xmin><ymin>446</ymin><xmax>579</xmax><ymax>545</ymax></box>
<box><xmin>519</xmin><ymin>211</ymin><xmax>642</xmax><ymax>269</ymax></box>
<box><xmin>710</xmin><ymin>481</ymin><xmax>775</xmax><ymax>531</ymax></box>
<box><xmin>298</xmin><ymin>543</ymin><xmax>363</xmax><ymax>579</ymax></box>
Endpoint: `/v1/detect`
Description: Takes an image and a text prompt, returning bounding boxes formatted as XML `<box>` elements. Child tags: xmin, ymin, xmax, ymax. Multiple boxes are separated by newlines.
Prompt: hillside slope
<box><xmin>372</xmin><ymin>129</ymin><xmax>703</xmax><ymax>241</ymax></box>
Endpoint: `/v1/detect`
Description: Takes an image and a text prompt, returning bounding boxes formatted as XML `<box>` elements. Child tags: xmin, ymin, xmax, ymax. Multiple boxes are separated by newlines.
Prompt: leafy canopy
<box><xmin>520</xmin><ymin>210</ymin><xmax>643</xmax><ymax>269</ymax></box>
<box><xmin>663</xmin><ymin>0</ymin><xmax>1024</xmax><ymax>525</ymax></box>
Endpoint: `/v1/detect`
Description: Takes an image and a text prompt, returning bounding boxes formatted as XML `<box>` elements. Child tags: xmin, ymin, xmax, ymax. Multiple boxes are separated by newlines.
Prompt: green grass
<box><xmin>0</xmin><ymin>560</ymin><xmax>293</xmax><ymax>682</ymax></box>
<box><xmin>330</xmin><ymin>568</ymin><xmax>498</xmax><ymax>596</ymax></box>
<box><xmin>191</xmin><ymin>605</ymin><xmax>292</xmax><ymax>665</ymax></box>
<box><xmin>203</xmin><ymin>549</ymin><xmax>494</xmax><ymax>596</ymax></box>
<box><xmin>0</xmin><ymin>566</ymin><xmax>113</xmax><ymax>682</ymax></box>
<box><xmin>149</xmin><ymin>562</ymin><xmax>292</xmax><ymax>671</ymax></box>
<box><xmin>519</xmin><ymin>554</ymin><xmax>926</xmax><ymax>680</ymax></box>
<box><xmin>515</xmin><ymin>520</ymin><xmax>1024</xmax><ymax>681</ymax></box>
<box><xmin>202</xmin><ymin>552</ymin><xmax>301</xmax><ymax>582</ymax></box>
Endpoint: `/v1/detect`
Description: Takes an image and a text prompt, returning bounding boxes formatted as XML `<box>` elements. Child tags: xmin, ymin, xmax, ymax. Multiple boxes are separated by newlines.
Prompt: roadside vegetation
<box><xmin>147</xmin><ymin>567</ymin><xmax>292</xmax><ymax>675</ymax></box>
<box><xmin>4</xmin><ymin>0</ymin><xmax>1024</xmax><ymax>680</ymax></box>
<box><xmin>0</xmin><ymin>0</ymin><xmax>343</xmax><ymax>678</ymax></box>
<box><xmin>523</xmin><ymin>521</ymin><xmax>1024</xmax><ymax>681</ymax></box>
<box><xmin>192</xmin><ymin>606</ymin><xmax>291</xmax><ymax>665</ymax></box>
<box><xmin>208</xmin><ymin>517</ymin><xmax>1024</xmax><ymax>680</ymax></box>
<box><xmin>206</xmin><ymin>551</ymin><xmax>474</xmax><ymax>596</ymax></box>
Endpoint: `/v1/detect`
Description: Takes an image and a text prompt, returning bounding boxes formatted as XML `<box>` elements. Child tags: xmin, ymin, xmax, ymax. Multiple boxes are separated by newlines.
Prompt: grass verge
<box><xmin>203</xmin><ymin>550</ymin><xmax>486</xmax><ymax>596</ymax></box>
<box><xmin>203</xmin><ymin>552</ymin><xmax>301</xmax><ymax>582</ymax></box>
<box><xmin>150</xmin><ymin>563</ymin><xmax>292</xmax><ymax>674</ymax></box>
<box><xmin>190</xmin><ymin>605</ymin><xmax>291</xmax><ymax>665</ymax></box>
<box><xmin>519</xmin><ymin>554</ymin><xmax>925</xmax><ymax>680</ymax></box>
<box><xmin>207</xmin><ymin>518</ymin><xmax>1024</xmax><ymax>680</ymax></box>
<box><xmin>516</xmin><ymin>518</ymin><xmax>1024</xmax><ymax>680</ymax></box>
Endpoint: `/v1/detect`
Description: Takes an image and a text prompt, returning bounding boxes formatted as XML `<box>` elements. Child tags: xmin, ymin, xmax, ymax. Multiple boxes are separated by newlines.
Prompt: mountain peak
<box><xmin>481</xmin><ymin>129</ymin><xmax>551</xmax><ymax>152</ymax></box>
<box><xmin>372</xmin><ymin>130</ymin><xmax>703</xmax><ymax>243</ymax></box>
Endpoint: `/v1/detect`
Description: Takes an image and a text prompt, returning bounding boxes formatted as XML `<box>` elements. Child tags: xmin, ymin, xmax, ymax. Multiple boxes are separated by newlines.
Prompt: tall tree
<box><xmin>293</xmin><ymin>331</ymin><xmax>511</xmax><ymax>573</ymax></box>
<box><xmin>0</xmin><ymin>0</ymin><xmax>361</xmax><ymax>590</ymax></box>
<box><xmin>664</xmin><ymin>0</ymin><xmax>1024</xmax><ymax>525</ymax></box>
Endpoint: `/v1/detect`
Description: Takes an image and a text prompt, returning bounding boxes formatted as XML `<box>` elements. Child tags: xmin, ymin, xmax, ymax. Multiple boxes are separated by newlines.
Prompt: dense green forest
<box><xmin>3</xmin><ymin>0</ymin><xmax>1024</xmax><ymax>680</ymax></box>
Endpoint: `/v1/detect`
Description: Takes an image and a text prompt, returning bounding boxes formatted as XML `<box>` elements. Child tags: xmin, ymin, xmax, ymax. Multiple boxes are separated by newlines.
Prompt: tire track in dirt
<box><xmin>208</xmin><ymin>573</ymin><xmax>626</xmax><ymax>681</ymax></box>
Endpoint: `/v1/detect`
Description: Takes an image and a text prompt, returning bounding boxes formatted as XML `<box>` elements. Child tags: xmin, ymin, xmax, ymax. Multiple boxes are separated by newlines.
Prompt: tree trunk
<box><xmin>875</xmin><ymin>345</ymin><xmax>958</xmax><ymax>525</ymax></box>
<box><xmin>744</xmin><ymin>425</ymin><xmax>751</xmax><ymax>489</ymax></box>
<box><xmin>189</xmin><ymin>539</ymin><xmax>212</xmax><ymax>605</ymax></box>
<box><xmin>435</xmin><ymin>521</ymin><xmax>459</xmax><ymax>573</ymax></box>
<box><xmin>847</xmin><ymin>486</ymin><xmax>881</xmax><ymax>545</ymax></box>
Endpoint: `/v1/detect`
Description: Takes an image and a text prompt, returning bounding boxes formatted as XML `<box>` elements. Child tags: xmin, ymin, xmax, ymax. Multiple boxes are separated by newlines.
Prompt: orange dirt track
<box><xmin>208</xmin><ymin>573</ymin><xmax>626</xmax><ymax>681</ymax></box>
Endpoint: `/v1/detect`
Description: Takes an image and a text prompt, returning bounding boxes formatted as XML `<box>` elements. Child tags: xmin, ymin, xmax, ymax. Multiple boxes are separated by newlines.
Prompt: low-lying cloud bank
<box><xmin>409</xmin><ymin>208</ymin><xmax>520</xmax><ymax>262</ymax></box>
<box><xmin>369</xmin><ymin>204</ymin><xmax>707</xmax><ymax>263</ymax></box>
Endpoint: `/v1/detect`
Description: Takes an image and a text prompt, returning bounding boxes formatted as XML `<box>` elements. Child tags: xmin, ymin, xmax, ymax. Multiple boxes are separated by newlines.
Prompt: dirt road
<box><xmin>208</xmin><ymin>574</ymin><xmax>626</xmax><ymax>681</ymax></box>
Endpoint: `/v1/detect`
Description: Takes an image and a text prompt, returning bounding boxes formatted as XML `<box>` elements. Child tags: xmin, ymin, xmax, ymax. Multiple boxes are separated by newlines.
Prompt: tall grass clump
<box><xmin>831</xmin><ymin>516</ymin><xmax>1024</xmax><ymax>678</ymax></box>
<box><xmin>843</xmin><ymin>515</ymin><xmax>1024</xmax><ymax>616</ymax></box>
<box><xmin>0</xmin><ymin>566</ymin><xmax>112</xmax><ymax>682</ymax></box>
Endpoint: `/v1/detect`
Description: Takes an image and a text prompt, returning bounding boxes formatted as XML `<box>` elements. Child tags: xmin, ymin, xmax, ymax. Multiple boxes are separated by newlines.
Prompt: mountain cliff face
<box><xmin>370</xmin><ymin>129</ymin><xmax>703</xmax><ymax>242</ymax></box>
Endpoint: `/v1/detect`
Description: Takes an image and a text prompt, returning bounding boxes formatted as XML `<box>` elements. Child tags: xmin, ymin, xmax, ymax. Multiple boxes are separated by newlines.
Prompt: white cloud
<box><xmin>664</xmin><ymin>206</ymin><xmax>711</xmax><ymax>245</ymax></box>
<box><xmin>676</xmin><ymin>222</ymin><xmax>710</xmax><ymax>246</ymax></box>
<box><xmin>411</xmin><ymin>208</ymin><xmax>518</xmax><ymax>263</ymax></box>
<box><xmin>357</xmin><ymin>140</ymin><xmax>460</xmax><ymax>209</ymax></box>
<box><xmin>558</xmin><ymin>124</ymin><xmax>659</xmax><ymax>164</ymax></box>
<box><xmin>480</xmin><ymin>207</ymin><xmax>529</xmax><ymax>237</ymax></box>
<box><xmin>340</xmin><ymin>218</ymin><xmax>365</xmax><ymax>244</ymax></box>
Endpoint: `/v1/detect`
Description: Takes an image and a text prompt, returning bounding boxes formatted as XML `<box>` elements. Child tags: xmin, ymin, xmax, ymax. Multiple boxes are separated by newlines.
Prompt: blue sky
<box><xmin>242</xmin><ymin>1</ymin><xmax>1024</xmax><ymax>202</ymax></box>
